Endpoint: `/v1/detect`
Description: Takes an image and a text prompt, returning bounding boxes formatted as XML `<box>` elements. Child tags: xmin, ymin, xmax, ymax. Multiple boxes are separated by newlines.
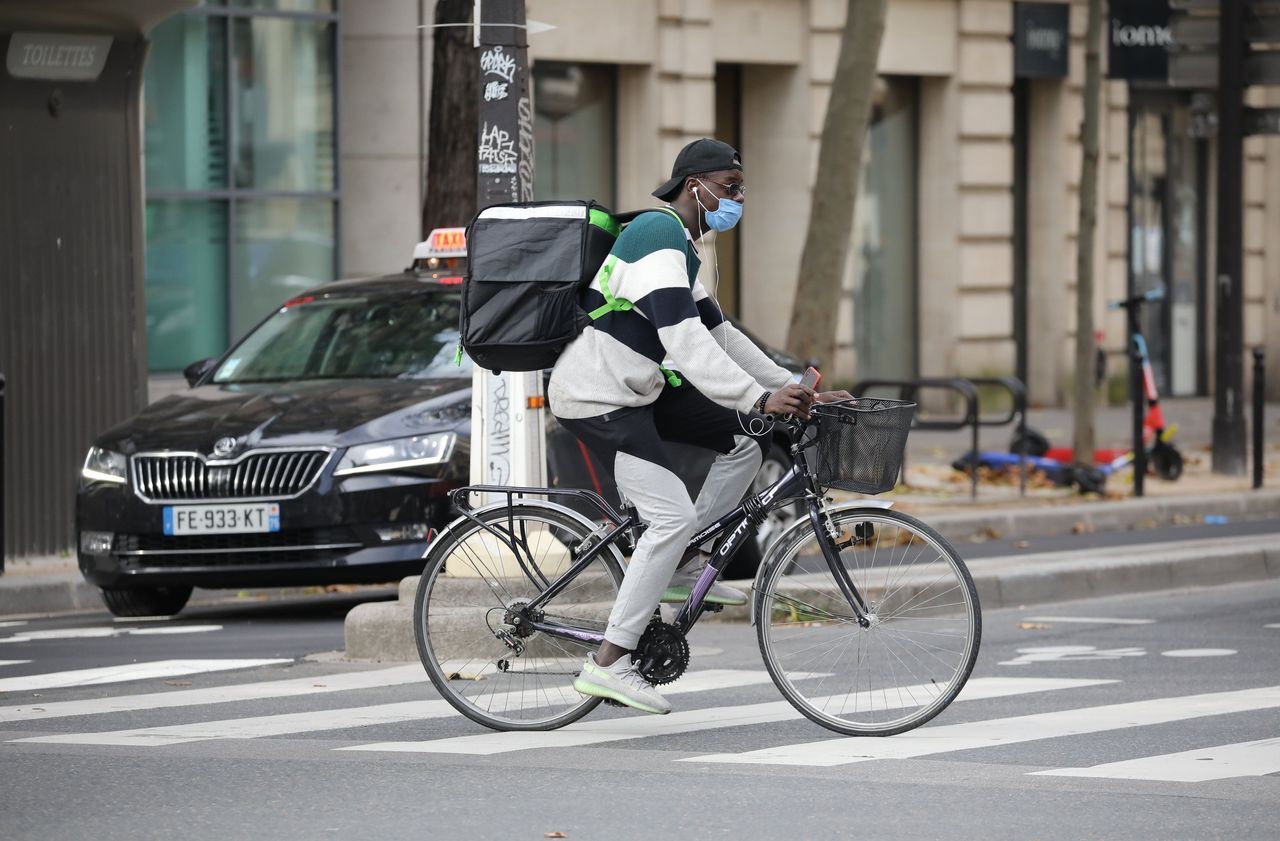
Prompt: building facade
<box><xmin>336</xmin><ymin>0</ymin><xmax>1280</xmax><ymax>405</ymax></box>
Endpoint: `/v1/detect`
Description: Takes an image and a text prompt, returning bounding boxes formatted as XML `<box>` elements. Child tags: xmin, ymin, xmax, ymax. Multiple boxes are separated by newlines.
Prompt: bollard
<box><xmin>0</xmin><ymin>371</ymin><xmax>5</xmax><ymax>573</ymax></box>
<box><xmin>1131</xmin><ymin>345</ymin><xmax>1145</xmax><ymax>497</ymax></box>
<box><xmin>1254</xmin><ymin>348</ymin><xmax>1265</xmax><ymax>490</ymax></box>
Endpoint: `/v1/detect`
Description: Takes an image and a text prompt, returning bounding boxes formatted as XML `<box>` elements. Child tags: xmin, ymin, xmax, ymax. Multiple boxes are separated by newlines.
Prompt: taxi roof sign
<box><xmin>413</xmin><ymin>227</ymin><xmax>467</xmax><ymax>260</ymax></box>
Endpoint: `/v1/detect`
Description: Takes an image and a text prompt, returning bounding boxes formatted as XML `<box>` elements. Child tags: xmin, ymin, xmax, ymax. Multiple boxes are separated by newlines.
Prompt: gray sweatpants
<box><xmin>607</xmin><ymin>435</ymin><xmax>763</xmax><ymax>647</ymax></box>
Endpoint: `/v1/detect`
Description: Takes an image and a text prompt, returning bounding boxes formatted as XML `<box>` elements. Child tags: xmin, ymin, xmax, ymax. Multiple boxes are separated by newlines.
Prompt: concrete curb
<box><xmin>342</xmin><ymin>533</ymin><xmax>1280</xmax><ymax>662</ymax></box>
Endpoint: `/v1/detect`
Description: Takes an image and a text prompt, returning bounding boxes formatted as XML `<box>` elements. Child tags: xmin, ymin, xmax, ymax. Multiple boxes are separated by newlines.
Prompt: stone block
<box><xmin>659</xmin><ymin>78</ymin><xmax>684</xmax><ymax>130</ymax></box>
<box><xmin>959</xmin><ymin>289</ymin><xmax>1013</xmax><ymax>338</ymax></box>
<box><xmin>960</xmin><ymin>241</ymin><xmax>1014</xmax><ymax>288</ymax></box>
<box><xmin>960</xmin><ymin>0</ymin><xmax>1013</xmax><ymax>35</ymax></box>
<box><xmin>959</xmin><ymin>38</ymin><xmax>1013</xmax><ymax>86</ymax></box>
<box><xmin>340</xmin><ymin>37</ymin><xmax>421</xmax><ymax>158</ymax></box>
<box><xmin>341</xmin><ymin>156</ymin><xmax>421</xmax><ymax>277</ymax></box>
<box><xmin>341</xmin><ymin>0</ymin><xmax>418</xmax><ymax>38</ymax></box>
<box><xmin>959</xmin><ymin>190</ymin><xmax>1013</xmax><ymax>238</ymax></box>
<box><xmin>1246</xmin><ymin>207</ymin><xmax>1266</xmax><ymax>252</ymax></box>
<box><xmin>960</xmin><ymin>90</ymin><xmax>1013</xmax><ymax>137</ymax></box>
<box><xmin>809</xmin><ymin>30</ymin><xmax>841</xmax><ymax>83</ymax></box>
<box><xmin>960</xmin><ymin>140</ymin><xmax>1013</xmax><ymax>187</ymax></box>
<box><xmin>1169</xmin><ymin>549</ymin><xmax>1269</xmax><ymax>589</ymax></box>
<box><xmin>659</xmin><ymin>23</ymin><xmax>683</xmax><ymax>74</ymax></box>
<box><xmin>810</xmin><ymin>0</ymin><xmax>845</xmax><ymax>29</ymax></box>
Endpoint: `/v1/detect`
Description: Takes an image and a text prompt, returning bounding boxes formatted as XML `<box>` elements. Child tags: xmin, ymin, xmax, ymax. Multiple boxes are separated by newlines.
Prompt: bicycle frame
<box><xmin>452</xmin><ymin>427</ymin><xmax>875</xmax><ymax>652</ymax></box>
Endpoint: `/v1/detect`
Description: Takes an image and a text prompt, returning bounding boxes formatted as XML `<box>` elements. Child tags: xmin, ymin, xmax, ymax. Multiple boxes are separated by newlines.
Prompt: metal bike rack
<box><xmin>852</xmin><ymin>378</ymin><xmax>981</xmax><ymax>500</ymax></box>
<box><xmin>852</xmin><ymin>376</ymin><xmax>1030</xmax><ymax>500</ymax></box>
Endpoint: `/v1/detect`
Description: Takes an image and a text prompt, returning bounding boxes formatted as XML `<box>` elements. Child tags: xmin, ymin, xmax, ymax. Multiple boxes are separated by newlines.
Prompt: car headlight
<box><xmin>334</xmin><ymin>432</ymin><xmax>457</xmax><ymax>476</ymax></box>
<box><xmin>81</xmin><ymin>447</ymin><xmax>127</xmax><ymax>486</ymax></box>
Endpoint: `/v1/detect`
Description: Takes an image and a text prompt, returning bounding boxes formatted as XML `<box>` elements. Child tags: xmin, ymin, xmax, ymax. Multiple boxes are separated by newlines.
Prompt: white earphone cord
<box><xmin>687</xmin><ymin>186</ymin><xmax>773</xmax><ymax>439</ymax></box>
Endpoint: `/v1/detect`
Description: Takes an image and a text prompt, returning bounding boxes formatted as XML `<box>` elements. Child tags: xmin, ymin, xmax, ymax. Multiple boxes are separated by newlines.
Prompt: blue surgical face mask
<box><xmin>695</xmin><ymin>180</ymin><xmax>743</xmax><ymax>232</ymax></box>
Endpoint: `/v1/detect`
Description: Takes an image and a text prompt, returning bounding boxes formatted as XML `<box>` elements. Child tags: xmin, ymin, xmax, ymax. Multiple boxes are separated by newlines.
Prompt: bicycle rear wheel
<box><xmin>414</xmin><ymin>501</ymin><xmax>624</xmax><ymax>731</ymax></box>
<box><xmin>756</xmin><ymin>507</ymin><xmax>980</xmax><ymax>736</ymax></box>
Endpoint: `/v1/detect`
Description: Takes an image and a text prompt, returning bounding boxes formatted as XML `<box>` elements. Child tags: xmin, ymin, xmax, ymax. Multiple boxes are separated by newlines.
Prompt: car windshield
<box><xmin>213</xmin><ymin>290</ymin><xmax>473</xmax><ymax>383</ymax></box>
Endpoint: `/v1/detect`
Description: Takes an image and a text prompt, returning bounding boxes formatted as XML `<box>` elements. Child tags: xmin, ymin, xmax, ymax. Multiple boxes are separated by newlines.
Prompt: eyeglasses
<box><xmin>700</xmin><ymin>178</ymin><xmax>746</xmax><ymax>198</ymax></box>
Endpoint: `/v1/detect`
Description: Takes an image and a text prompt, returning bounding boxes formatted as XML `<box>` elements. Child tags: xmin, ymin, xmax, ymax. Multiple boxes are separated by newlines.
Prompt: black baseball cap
<box><xmin>652</xmin><ymin>138</ymin><xmax>743</xmax><ymax>201</ymax></box>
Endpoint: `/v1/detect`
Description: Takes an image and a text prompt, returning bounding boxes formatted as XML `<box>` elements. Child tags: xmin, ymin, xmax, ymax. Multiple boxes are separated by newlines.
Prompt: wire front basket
<box><xmin>811</xmin><ymin>398</ymin><xmax>917</xmax><ymax>494</ymax></box>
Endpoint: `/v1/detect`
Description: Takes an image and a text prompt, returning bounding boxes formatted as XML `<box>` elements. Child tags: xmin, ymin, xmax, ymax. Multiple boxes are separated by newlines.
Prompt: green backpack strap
<box><xmin>587</xmin><ymin>207</ymin><xmax>686</xmax><ymax>387</ymax></box>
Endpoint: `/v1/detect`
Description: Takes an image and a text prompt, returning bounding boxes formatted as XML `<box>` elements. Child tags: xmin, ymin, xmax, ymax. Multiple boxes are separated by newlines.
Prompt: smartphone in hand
<box><xmin>799</xmin><ymin>366</ymin><xmax>821</xmax><ymax>391</ymax></box>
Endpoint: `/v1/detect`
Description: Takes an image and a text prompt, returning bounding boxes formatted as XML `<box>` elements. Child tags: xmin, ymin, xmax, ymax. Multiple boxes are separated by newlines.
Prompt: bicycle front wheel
<box><xmin>414</xmin><ymin>501</ymin><xmax>624</xmax><ymax>731</ymax></box>
<box><xmin>756</xmin><ymin>507</ymin><xmax>980</xmax><ymax>736</ymax></box>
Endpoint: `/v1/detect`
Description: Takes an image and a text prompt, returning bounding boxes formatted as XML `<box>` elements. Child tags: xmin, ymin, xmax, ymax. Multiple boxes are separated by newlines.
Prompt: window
<box><xmin>533</xmin><ymin>62</ymin><xmax>617</xmax><ymax>206</ymax></box>
<box><xmin>143</xmin><ymin>2</ymin><xmax>339</xmax><ymax>372</ymax></box>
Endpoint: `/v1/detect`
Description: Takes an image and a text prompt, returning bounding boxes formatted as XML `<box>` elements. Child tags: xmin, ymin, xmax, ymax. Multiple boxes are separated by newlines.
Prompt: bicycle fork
<box><xmin>806</xmin><ymin>500</ymin><xmax>872</xmax><ymax>628</ymax></box>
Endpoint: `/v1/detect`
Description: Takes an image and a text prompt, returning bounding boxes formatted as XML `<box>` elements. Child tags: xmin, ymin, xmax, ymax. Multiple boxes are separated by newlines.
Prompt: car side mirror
<box><xmin>183</xmin><ymin>358</ymin><xmax>218</xmax><ymax>387</ymax></box>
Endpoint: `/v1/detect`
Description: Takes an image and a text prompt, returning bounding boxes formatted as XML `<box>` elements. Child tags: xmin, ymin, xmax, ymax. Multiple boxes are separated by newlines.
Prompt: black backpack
<box><xmin>459</xmin><ymin>200</ymin><xmax>680</xmax><ymax>373</ymax></box>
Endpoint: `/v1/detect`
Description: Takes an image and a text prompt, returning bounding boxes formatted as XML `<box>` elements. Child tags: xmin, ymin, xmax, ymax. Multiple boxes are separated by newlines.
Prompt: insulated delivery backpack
<box><xmin>459</xmin><ymin>200</ymin><xmax>680</xmax><ymax>373</ymax></box>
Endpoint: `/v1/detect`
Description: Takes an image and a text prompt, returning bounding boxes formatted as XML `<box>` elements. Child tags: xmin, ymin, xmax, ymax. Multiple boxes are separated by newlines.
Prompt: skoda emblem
<box><xmin>212</xmin><ymin>437</ymin><xmax>237</xmax><ymax>458</ymax></box>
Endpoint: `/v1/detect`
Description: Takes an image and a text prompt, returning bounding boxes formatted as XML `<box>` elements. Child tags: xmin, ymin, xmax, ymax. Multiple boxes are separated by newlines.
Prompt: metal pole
<box><xmin>1254</xmin><ymin>347</ymin><xmax>1265</xmax><ymax>490</ymax></box>
<box><xmin>1131</xmin><ymin>344</ymin><xmax>1145</xmax><ymax>497</ymax></box>
<box><xmin>0</xmin><ymin>371</ymin><xmax>6</xmax><ymax>573</ymax></box>
<box><xmin>1212</xmin><ymin>0</ymin><xmax>1247</xmax><ymax>474</ymax></box>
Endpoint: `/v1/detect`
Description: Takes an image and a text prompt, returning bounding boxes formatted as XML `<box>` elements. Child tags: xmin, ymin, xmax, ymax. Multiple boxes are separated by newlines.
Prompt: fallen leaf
<box><xmin>545</xmin><ymin>833</ymin><xmax>567</xmax><ymax>838</ymax></box>
<box><xmin>164</xmin><ymin>680</ymin><xmax>192</xmax><ymax>687</ymax></box>
<box><xmin>1017</xmin><ymin>622</ymin><xmax>1051</xmax><ymax>630</ymax></box>
<box><xmin>1071</xmin><ymin>521</ymin><xmax>1096</xmax><ymax>534</ymax></box>
<box><xmin>1015</xmin><ymin>540</ymin><xmax>1031</xmax><ymax>549</ymax></box>
<box><xmin>313</xmin><ymin>684</ymin><xmax>327</xmax><ymax>688</ymax></box>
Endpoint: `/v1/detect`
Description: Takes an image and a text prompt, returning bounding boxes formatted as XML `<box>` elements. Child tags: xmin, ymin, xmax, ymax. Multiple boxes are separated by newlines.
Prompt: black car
<box><xmin>78</xmin><ymin>262</ymin><xmax>803</xmax><ymax>617</ymax></box>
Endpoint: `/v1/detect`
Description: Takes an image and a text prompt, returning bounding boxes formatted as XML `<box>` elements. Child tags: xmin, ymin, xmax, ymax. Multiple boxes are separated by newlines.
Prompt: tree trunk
<box><xmin>785</xmin><ymin>0</ymin><xmax>888</xmax><ymax>368</ymax></box>
<box><xmin>1072</xmin><ymin>0</ymin><xmax>1103</xmax><ymax>464</ymax></box>
<box><xmin>422</xmin><ymin>0</ymin><xmax>479</xmax><ymax>235</ymax></box>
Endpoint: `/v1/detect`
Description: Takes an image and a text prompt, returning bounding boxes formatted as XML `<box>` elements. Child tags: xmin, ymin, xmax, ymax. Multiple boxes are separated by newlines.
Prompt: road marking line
<box><xmin>0</xmin><ymin>665</ymin><xmax>428</xmax><ymax>724</ymax></box>
<box><xmin>344</xmin><ymin>678</ymin><xmax>1115</xmax><ymax>756</ymax></box>
<box><xmin>0</xmin><ymin>660</ymin><xmax>33</xmax><ymax>667</ymax></box>
<box><xmin>1022</xmin><ymin>616</ymin><xmax>1155</xmax><ymax>625</ymax></box>
<box><xmin>0</xmin><ymin>659</ymin><xmax>288</xmax><ymax>693</ymax></box>
<box><xmin>0</xmin><ymin>625</ymin><xmax>222</xmax><ymax>644</ymax></box>
<box><xmin>11</xmin><ymin>670</ymin><xmax>792</xmax><ymax>747</ymax></box>
<box><xmin>1030</xmin><ymin>737</ymin><xmax>1280</xmax><ymax>782</ymax></box>
<box><xmin>0</xmin><ymin>621</ymin><xmax>28</xmax><ymax>629</ymax></box>
<box><xmin>1161</xmin><ymin>649</ymin><xmax>1236</xmax><ymax>658</ymax></box>
<box><xmin>1264</xmin><ymin>624</ymin><xmax>1280</xmax><ymax>629</ymax></box>
<box><xmin>687</xmin><ymin>685</ymin><xmax>1280</xmax><ymax>767</ymax></box>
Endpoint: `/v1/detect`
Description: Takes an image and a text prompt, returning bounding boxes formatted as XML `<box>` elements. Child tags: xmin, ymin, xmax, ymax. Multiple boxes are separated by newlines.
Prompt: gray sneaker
<box><xmin>660</xmin><ymin>566</ymin><xmax>748</xmax><ymax>606</ymax></box>
<box><xmin>573</xmin><ymin>653</ymin><xmax>672</xmax><ymax>714</ymax></box>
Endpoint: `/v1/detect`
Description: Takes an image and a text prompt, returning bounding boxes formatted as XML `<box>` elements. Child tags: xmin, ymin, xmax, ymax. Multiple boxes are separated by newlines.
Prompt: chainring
<box><xmin>631</xmin><ymin>618</ymin><xmax>690</xmax><ymax>686</ymax></box>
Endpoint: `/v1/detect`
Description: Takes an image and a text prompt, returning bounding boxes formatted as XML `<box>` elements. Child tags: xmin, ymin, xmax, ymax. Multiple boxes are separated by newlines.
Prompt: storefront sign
<box><xmin>1108</xmin><ymin>0</ymin><xmax>1173</xmax><ymax>81</ymax></box>
<box><xmin>6</xmin><ymin>33</ymin><xmax>112</xmax><ymax>81</ymax></box>
<box><xmin>1014</xmin><ymin>3</ymin><xmax>1069</xmax><ymax>79</ymax></box>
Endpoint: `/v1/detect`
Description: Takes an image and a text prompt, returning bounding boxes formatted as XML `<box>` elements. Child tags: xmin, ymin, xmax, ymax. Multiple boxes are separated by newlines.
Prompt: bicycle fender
<box><xmin>748</xmin><ymin>499</ymin><xmax>895</xmax><ymax>627</ymax></box>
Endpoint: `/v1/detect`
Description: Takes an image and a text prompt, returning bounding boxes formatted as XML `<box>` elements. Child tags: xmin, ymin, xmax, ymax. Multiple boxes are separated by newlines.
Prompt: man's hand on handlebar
<box><xmin>765</xmin><ymin>384</ymin><xmax>816</xmax><ymax>419</ymax></box>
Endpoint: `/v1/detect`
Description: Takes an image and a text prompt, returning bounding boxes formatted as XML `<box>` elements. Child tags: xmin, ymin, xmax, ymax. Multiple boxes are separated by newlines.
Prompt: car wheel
<box><xmin>724</xmin><ymin>448</ymin><xmax>800</xmax><ymax>581</ymax></box>
<box><xmin>99</xmin><ymin>585</ymin><xmax>193</xmax><ymax>618</ymax></box>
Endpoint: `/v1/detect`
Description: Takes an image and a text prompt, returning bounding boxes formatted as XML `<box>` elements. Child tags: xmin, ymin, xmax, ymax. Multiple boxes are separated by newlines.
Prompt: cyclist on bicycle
<box><xmin>547</xmin><ymin>138</ymin><xmax>848</xmax><ymax>714</ymax></box>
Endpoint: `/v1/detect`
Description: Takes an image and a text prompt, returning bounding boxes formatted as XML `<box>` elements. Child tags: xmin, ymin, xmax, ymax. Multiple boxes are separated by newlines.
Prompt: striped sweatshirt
<box><xmin>547</xmin><ymin>210</ymin><xmax>794</xmax><ymax>420</ymax></box>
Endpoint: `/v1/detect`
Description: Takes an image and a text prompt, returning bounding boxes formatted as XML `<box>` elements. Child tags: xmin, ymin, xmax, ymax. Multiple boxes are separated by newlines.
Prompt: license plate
<box><xmin>163</xmin><ymin>503</ymin><xmax>280</xmax><ymax>535</ymax></box>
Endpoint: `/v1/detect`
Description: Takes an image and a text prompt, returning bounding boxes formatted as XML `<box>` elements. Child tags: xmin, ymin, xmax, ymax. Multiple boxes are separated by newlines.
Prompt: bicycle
<box><xmin>413</xmin><ymin>397</ymin><xmax>981</xmax><ymax>736</ymax></box>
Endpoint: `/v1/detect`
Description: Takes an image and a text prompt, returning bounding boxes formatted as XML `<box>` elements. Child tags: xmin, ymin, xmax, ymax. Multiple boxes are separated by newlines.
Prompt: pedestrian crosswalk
<box><xmin>4</xmin><ymin>660</ymin><xmax>1279</xmax><ymax>786</ymax></box>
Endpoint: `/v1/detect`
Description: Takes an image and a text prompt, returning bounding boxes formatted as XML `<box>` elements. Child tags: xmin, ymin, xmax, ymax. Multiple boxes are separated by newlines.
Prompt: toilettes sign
<box><xmin>6</xmin><ymin>33</ymin><xmax>112</xmax><ymax>81</ymax></box>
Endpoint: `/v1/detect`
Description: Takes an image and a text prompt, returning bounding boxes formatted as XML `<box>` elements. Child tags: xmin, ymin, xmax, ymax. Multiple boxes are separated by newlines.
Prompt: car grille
<box><xmin>132</xmin><ymin>450</ymin><xmax>329</xmax><ymax>501</ymax></box>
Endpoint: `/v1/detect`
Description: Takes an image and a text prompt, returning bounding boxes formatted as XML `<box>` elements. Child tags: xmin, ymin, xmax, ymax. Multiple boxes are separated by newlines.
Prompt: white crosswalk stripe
<box><xmin>0</xmin><ymin>660</ymin><xmax>32</xmax><ymax>667</ymax></box>
<box><xmin>0</xmin><ymin>664</ymin><xmax>427</xmax><ymax>724</ymax></box>
<box><xmin>0</xmin><ymin>659</ymin><xmax>289</xmax><ymax>693</ymax></box>
<box><xmin>10</xmin><ymin>669</ymin><xmax>795</xmax><ymax>747</ymax></box>
<box><xmin>687</xmin><ymin>685</ymin><xmax>1280</xmax><ymax>767</ymax></box>
<box><xmin>1031</xmin><ymin>737</ymin><xmax>1280</xmax><ymax>782</ymax></box>
<box><xmin>341</xmin><ymin>678</ymin><xmax>1115</xmax><ymax>755</ymax></box>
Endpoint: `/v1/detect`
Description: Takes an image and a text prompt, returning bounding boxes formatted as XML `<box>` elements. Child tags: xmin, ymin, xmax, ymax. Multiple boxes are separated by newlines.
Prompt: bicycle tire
<box><xmin>755</xmin><ymin>507</ymin><xmax>981</xmax><ymax>736</ymax></box>
<box><xmin>414</xmin><ymin>501</ymin><xmax>625</xmax><ymax>731</ymax></box>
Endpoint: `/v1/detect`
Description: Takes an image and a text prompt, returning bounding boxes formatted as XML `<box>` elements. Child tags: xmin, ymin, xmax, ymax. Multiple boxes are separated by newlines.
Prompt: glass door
<box><xmin>1128</xmin><ymin>93</ymin><xmax>1204</xmax><ymax>396</ymax></box>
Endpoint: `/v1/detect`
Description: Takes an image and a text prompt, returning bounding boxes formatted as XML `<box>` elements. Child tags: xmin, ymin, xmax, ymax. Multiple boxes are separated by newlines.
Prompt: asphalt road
<box><xmin>2</xmin><ymin>575</ymin><xmax>1278</xmax><ymax>841</ymax></box>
